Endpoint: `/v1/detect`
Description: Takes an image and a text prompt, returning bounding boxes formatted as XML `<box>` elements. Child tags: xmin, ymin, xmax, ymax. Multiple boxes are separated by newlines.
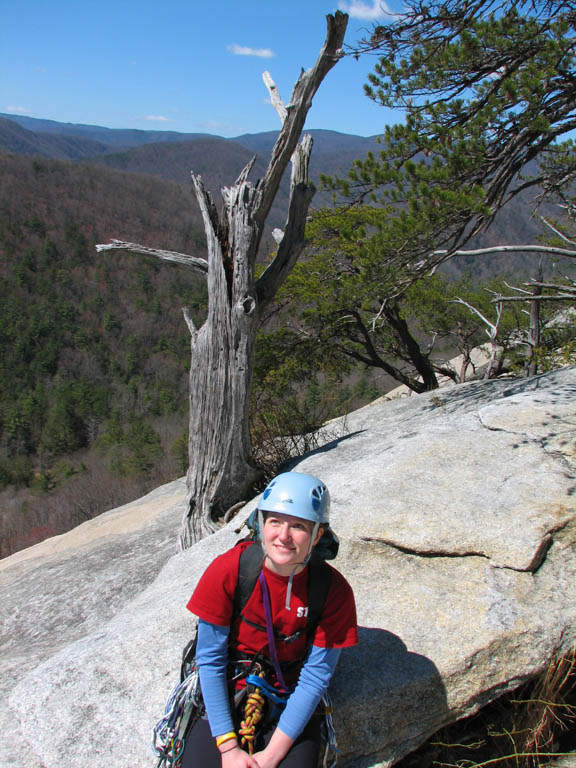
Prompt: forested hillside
<box><xmin>0</xmin><ymin>115</ymin><xmax>569</xmax><ymax>558</ymax></box>
<box><xmin>0</xmin><ymin>151</ymin><xmax>207</xmax><ymax>555</ymax></box>
<box><xmin>0</xmin><ymin>122</ymin><xmax>394</xmax><ymax>557</ymax></box>
<box><xmin>0</xmin><ymin>113</ymin><xmax>554</xmax><ymax>276</ymax></box>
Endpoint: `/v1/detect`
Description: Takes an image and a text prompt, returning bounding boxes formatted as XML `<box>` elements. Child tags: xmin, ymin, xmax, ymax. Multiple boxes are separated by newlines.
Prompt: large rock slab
<box><xmin>0</xmin><ymin>478</ymin><xmax>187</xmax><ymax>768</ymax></box>
<box><xmin>1</xmin><ymin>368</ymin><xmax>575</xmax><ymax>768</ymax></box>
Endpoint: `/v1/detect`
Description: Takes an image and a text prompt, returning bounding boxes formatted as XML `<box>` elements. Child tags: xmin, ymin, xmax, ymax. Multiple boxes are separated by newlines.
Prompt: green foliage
<box><xmin>408</xmin><ymin>273</ymin><xmax>526</xmax><ymax>351</ymax></box>
<box><xmin>39</xmin><ymin>379</ymin><xmax>110</xmax><ymax>457</ymax></box>
<box><xmin>0</xmin><ymin>152</ymin><xmax>207</xmax><ymax>493</ymax></box>
<box><xmin>0</xmin><ymin>455</ymin><xmax>33</xmax><ymax>490</ymax></box>
<box><xmin>170</xmin><ymin>431</ymin><xmax>189</xmax><ymax>475</ymax></box>
<box><xmin>29</xmin><ymin>470</ymin><xmax>56</xmax><ymax>493</ymax></box>
<box><xmin>298</xmin><ymin>1</ymin><xmax>576</xmax><ymax>390</ymax></box>
<box><xmin>271</xmin><ymin>213</ymin><xmax>532</xmax><ymax>393</ymax></box>
<box><xmin>331</xmin><ymin>0</ymin><xmax>576</xmax><ymax>273</ymax></box>
<box><xmin>97</xmin><ymin>414</ymin><xmax>162</xmax><ymax>477</ymax></box>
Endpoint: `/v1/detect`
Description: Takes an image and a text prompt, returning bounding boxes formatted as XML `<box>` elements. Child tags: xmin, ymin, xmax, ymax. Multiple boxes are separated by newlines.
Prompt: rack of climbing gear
<box><xmin>319</xmin><ymin>691</ymin><xmax>338</xmax><ymax>768</ymax></box>
<box><xmin>152</xmin><ymin>648</ymin><xmax>339</xmax><ymax>767</ymax></box>
<box><xmin>152</xmin><ymin>656</ymin><xmax>204</xmax><ymax>768</ymax></box>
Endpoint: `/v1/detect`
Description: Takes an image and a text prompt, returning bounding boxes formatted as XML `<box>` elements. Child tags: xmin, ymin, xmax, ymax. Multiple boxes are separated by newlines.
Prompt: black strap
<box><xmin>233</xmin><ymin>542</ymin><xmax>265</xmax><ymax>619</ymax></box>
<box><xmin>180</xmin><ymin>631</ymin><xmax>199</xmax><ymax>681</ymax></box>
<box><xmin>304</xmin><ymin>553</ymin><xmax>332</xmax><ymax>644</ymax></box>
<box><xmin>238</xmin><ymin>615</ymin><xmax>304</xmax><ymax>644</ymax></box>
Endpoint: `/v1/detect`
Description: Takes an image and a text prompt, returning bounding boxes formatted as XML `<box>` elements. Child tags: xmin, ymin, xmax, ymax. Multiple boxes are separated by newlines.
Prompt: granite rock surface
<box><xmin>2</xmin><ymin>368</ymin><xmax>575</xmax><ymax>768</ymax></box>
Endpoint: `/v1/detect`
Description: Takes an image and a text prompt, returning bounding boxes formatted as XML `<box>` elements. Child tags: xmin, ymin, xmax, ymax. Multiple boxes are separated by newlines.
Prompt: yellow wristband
<box><xmin>216</xmin><ymin>732</ymin><xmax>237</xmax><ymax>748</ymax></box>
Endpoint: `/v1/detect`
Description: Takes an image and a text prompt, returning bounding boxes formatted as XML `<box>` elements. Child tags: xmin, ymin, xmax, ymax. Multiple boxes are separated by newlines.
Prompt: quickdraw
<box><xmin>320</xmin><ymin>691</ymin><xmax>338</xmax><ymax>768</ymax></box>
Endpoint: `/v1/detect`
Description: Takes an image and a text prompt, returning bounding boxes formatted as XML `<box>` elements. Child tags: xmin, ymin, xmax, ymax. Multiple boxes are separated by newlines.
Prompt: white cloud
<box><xmin>227</xmin><ymin>44</ymin><xmax>275</xmax><ymax>59</ymax></box>
<box><xmin>6</xmin><ymin>105</ymin><xmax>28</xmax><ymax>114</ymax></box>
<box><xmin>144</xmin><ymin>115</ymin><xmax>170</xmax><ymax>122</ymax></box>
<box><xmin>338</xmin><ymin>0</ymin><xmax>394</xmax><ymax>20</ymax></box>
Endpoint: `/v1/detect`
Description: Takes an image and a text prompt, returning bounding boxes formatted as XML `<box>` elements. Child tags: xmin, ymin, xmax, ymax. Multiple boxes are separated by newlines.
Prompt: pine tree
<box><xmin>331</xmin><ymin>0</ymin><xmax>576</xmax><ymax>274</ymax></box>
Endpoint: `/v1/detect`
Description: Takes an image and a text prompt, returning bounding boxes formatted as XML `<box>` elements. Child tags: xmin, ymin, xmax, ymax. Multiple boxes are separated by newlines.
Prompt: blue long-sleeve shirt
<box><xmin>196</xmin><ymin>620</ymin><xmax>341</xmax><ymax>740</ymax></box>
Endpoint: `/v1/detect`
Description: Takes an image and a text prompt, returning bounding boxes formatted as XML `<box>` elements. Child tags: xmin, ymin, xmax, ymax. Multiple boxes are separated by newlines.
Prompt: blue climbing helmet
<box><xmin>258</xmin><ymin>471</ymin><xmax>331</xmax><ymax>524</ymax></box>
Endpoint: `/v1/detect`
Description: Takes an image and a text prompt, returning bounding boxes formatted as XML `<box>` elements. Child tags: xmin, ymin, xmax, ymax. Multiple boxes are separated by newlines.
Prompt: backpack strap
<box><xmin>304</xmin><ymin>553</ymin><xmax>332</xmax><ymax>645</ymax></box>
<box><xmin>233</xmin><ymin>541</ymin><xmax>265</xmax><ymax>619</ymax></box>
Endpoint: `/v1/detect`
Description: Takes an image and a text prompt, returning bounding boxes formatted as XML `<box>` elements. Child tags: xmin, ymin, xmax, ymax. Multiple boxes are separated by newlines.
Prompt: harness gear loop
<box><xmin>238</xmin><ymin>671</ymin><xmax>266</xmax><ymax>754</ymax></box>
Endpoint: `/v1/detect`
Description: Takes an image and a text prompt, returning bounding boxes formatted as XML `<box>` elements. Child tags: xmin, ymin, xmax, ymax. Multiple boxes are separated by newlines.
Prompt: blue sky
<box><xmin>0</xmin><ymin>0</ymin><xmax>401</xmax><ymax>138</ymax></box>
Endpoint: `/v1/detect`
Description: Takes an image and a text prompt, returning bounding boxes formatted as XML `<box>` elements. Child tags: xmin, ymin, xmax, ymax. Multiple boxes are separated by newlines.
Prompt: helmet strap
<box><xmin>258</xmin><ymin>509</ymin><xmax>265</xmax><ymax>549</ymax></box>
<box><xmin>285</xmin><ymin>522</ymin><xmax>320</xmax><ymax>610</ymax></box>
<box><xmin>305</xmin><ymin>522</ymin><xmax>320</xmax><ymax>564</ymax></box>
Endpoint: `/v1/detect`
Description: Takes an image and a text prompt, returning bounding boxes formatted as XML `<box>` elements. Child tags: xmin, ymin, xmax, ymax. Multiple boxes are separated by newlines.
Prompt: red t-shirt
<box><xmin>187</xmin><ymin>541</ymin><xmax>358</xmax><ymax>666</ymax></box>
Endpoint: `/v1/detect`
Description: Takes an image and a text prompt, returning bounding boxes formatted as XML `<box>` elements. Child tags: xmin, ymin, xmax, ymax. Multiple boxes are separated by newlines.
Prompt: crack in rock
<box><xmin>360</xmin><ymin>536</ymin><xmax>490</xmax><ymax>562</ymax></box>
<box><xmin>359</xmin><ymin>524</ymin><xmax>568</xmax><ymax>573</ymax></box>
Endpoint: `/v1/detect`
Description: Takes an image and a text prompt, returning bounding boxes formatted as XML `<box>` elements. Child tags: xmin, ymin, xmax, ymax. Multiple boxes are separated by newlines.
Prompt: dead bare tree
<box><xmin>96</xmin><ymin>12</ymin><xmax>348</xmax><ymax>547</ymax></box>
<box><xmin>451</xmin><ymin>296</ymin><xmax>505</xmax><ymax>380</ymax></box>
<box><xmin>491</xmin><ymin>272</ymin><xmax>576</xmax><ymax>374</ymax></box>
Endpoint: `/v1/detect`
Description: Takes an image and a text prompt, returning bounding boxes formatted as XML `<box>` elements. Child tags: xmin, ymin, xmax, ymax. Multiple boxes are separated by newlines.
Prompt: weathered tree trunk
<box><xmin>96</xmin><ymin>12</ymin><xmax>348</xmax><ymax>547</ymax></box>
<box><xmin>181</xmin><ymin>171</ymin><xmax>263</xmax><ymax>544</ymax></box>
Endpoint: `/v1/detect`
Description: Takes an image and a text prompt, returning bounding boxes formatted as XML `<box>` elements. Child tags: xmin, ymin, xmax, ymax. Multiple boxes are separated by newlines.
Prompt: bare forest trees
<box><xmin>96</xmin><ymin>12</ymin><xmax>348</xmax><ymax>547</ymax></box>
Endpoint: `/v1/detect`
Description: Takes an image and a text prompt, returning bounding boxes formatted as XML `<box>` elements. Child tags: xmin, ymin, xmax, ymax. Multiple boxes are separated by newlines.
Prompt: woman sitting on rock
<box><xmin>181</xmin><ymin>471</ymin><xmax>358</xmax><ymax>768</ymax></box>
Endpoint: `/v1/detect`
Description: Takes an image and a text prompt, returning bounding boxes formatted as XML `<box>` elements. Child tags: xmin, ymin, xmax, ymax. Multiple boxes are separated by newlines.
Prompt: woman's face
<box><xmin>261</xmin><ymin>512</ymin><xmax>322</xmax><ymax>576</ymax></box>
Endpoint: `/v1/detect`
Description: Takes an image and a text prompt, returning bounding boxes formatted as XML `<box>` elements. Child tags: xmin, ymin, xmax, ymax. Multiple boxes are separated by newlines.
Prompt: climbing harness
<box><xmin>152</xmin><ymin>538</ymin><xmax>339</xmax><ymax>767</ymax></box>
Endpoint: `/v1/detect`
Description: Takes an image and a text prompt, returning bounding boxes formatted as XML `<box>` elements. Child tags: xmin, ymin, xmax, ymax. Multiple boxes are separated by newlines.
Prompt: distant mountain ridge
<box><xmin>0</xmin><ymin>113</ymin><xmax>216</xmax><ymax>148</ymax></box>
<box><xmin>0</xmin><ymin>117</ymin><xmax>114</xmax><ymax>161</ymax></box>
<box><xmin>0</xmin><ymin>112</ymin><xmax>566</xmax><ymax>269</ymax></box>
<box><xmin>0</xmin><ymin>112</ymin><xmax>382</xmax><ymax>159</ymax></box>
<box><xmin>0</xmin><ymin>114</ymin><xmax>385</xmax><ymax>228</ymax></box>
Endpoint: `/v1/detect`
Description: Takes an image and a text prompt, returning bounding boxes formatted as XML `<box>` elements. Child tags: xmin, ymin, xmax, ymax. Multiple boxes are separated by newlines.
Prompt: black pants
<box><xmin>179</xmin><ymin>714</ymin><xmax>322</xmax><ymax>768</ymax></box>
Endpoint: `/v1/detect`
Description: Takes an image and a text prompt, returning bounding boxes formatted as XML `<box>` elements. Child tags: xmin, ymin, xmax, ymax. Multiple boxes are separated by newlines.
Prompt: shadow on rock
<box><xmin>332</xmin><ymin>627</ymin><xmax>448</xmax><ymax>767</ymax></box>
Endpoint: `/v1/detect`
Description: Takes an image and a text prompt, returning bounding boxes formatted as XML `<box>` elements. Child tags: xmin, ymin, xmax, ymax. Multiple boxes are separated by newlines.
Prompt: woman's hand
<box><xmin>252</xmin><ymin>727</ymin><xmax>294</xmax><ymax>768</ymax></box>
<box><xmin>220</xmin><ymin>745</ymin><xmax>260</xmax><ymax>768</ymax></box>
<box><xmin>252</xmin><ymin>747</ymin><xmax>280</xmax><ymax>768</ymax></box>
